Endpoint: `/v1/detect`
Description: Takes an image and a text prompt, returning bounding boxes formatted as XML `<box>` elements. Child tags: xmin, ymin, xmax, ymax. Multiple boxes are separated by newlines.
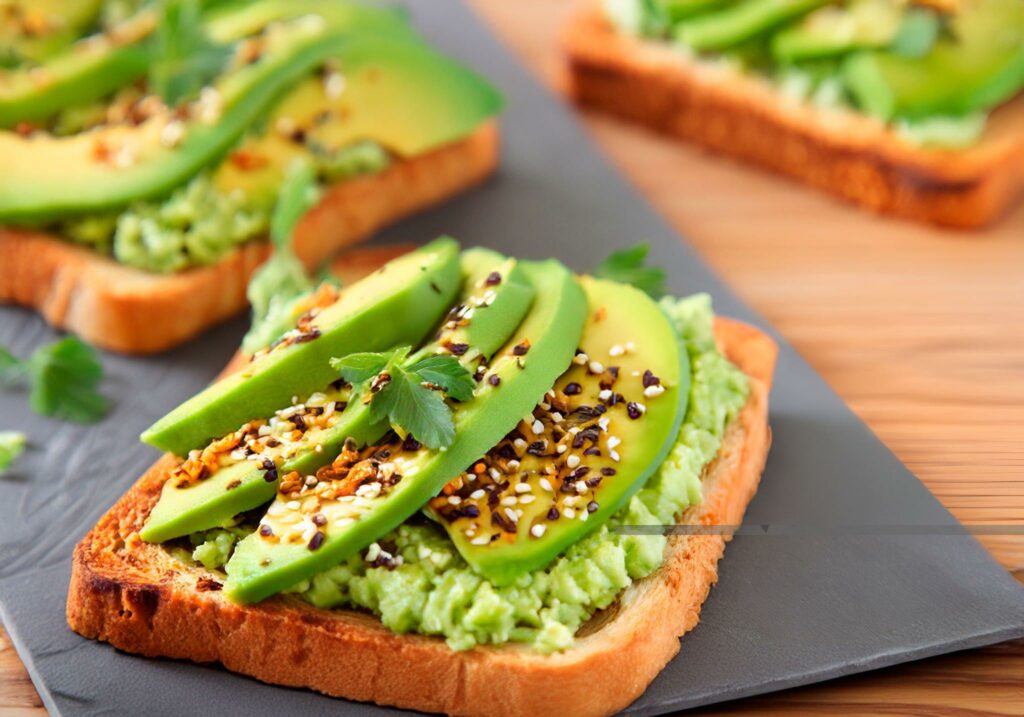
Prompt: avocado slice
<box><xmin>0</xmin><ymin>0</ymin><xmax>103</xmax><ymax>65</ymax></box>
<box><xmin>140</xmin><ymin>248</ymin><xmax>536</xmax><ymax>542</ymax></box>
<box><xmin>0</xmin><ymin>18</ymin><xmax>361</xmax><ymax>221</ymax></box>
<box><xmin>223</xmin><ymin>259</ymin><xmax>588</xmax><ymax>604</ymax></box>
<box><xmin>770</xmin><ymin>0</ymin><xmax>905</xmax><ymax>63</ymax></box>
<box><xmin>843</xmin><ymin>0</ymin><xmax>1024</xmax><ymax>120</ymax></box>
<box><xmin>142</xmin><ymin>237</ymin><xmax>461</xmax><ymax>457</ymax></box>
<box><xmin>657</xmin><ymin>0</ymin><xmax>735</xmax><ymax>23</ymax></box>
<box><xmin>211</xmin><ymin>35</ymin><xmax>502</xmax><ymax>205</ymax></box>
<box><xmin>203</xmin><ymin>0</ymin><xmax>412</xmax><ymax>45</ymax></box>
<box><xmin>676</xmin><ymin>0</ymin><xmax>829</xmax><ymax>52</ymax></box>
<box><xmin>431</xmin><ymin>276</ymin><xmax>688</xmax><ymax>585</ymax></box>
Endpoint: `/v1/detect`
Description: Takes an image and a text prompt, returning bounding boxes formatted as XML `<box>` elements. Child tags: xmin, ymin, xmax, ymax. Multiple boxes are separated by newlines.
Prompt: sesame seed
<box><xmin>644</xmin><ymin>385</ymin><xmax>666</xmax><ymax>398</ymax></box>
<box><xmin>574</xmin><ymin>481</ymin><xmax>588</xmax><ymax>493</ymax></box>
<box><xmin>489</xmin><ymin>468</ymin><xmax>502</xmax><ymax>480</ymax></box>
<box><xmin>563</xmin><ymin>507</ymin><xmax>576</xmax><ymax>519</ymax></box>
<box><xmin>539</xmin><ymin>478</ymin><xmax>554</xmax><ymax>492</ymax></box>
<box><xmin>566</xmin><ymin>454</ymin><xmax>581</xmax><ymax>469</ymax></box>
<box><xmin>589</xmin><ymin>361</ymin><xmax>604</xmax><ymax>374</ymax></box>
<box><xmin>547</xmin><ymin>507</ymin><xmax>560</xmax><ymax>520</ymax></box>
<box><xmin>324</xmin><ymin>72</ymin><xmax>346</xmax><ymax>98</ymax></box>
<box><xmin>448</xmin><ymin>496</ymin><xmax>462</xmax><ymax>506</ymax></box>
<box><xmin>607</xmin><ymin>436</ymin><xmax>621</xmax><ymax>450</ymax></box>
<box><xmin>625</xmin><ymin>342</ymin><xmax>636</xmax><ymax>352</ymax></box>
<box><xmin>598</xmin><ymin>417</ymin><xmax>611</xmax><ymax>432</ymax></box>
<box><xmin>501</xmin><ymin>496</ymin><xmax>518</xmax><ymax>506</ymax></box>
<box><xmin>515</xmin><ymin>483</ymin><xmax>532</xmax><ymax>494</ymax></box>
<box><xmin>286</xmin><ymin>500</ymin><xmax>300</xmax><ymax>510</ymax></box>
<box><xmin>610</xmin><ymin>450</ymin><xmax>621</xmax><ymax>462</ymax></box>
<box><xmin>519</xmin><ymin>495</ymin><xmax>535</xmax><ymax>504</ymax></box>
<box><xmin>573</xmin><ymin>353</ymin><xmax>589</xmax><ymax>366</ymax></box>
<box><xmin>532</xmin><ymin>419</ymin><xmax>544</xmax><ymax>435</ymax></box>
<box><xmin>551</xmin><ymin>412</ymin><xmax>564</xmax><ymax>423</ymax></box>
<box><xmin>470</xmin><ymin>489</ymin><xmax>486</xmax><ymax>500</ymax></box>
<box><xmin>556</xmin><ymin>444</ymin><xmax>567</xmax><ymax>454</ymax></box>
<box><xmin>514</xmin><ymin>438</ymin><xmax>528</xmax><ymax>451</ymax></box>
<box><xmin>627</xmin><ymin>402</ymin><xmax>646</xmax><ymax>419</ymax></box>
<box><xmin>471</xmin><ymin>535</ymin><xmax>489</xmax><ymax>545</ymax></box>
<box><xmin>598</xmin><ymin>389</ymin><xmax>612</xmax><ymax>401</ymax></box>
<box><xmin>508</xmin><ymin>459</ymin><xmax>521</xmax><ymax>470</ymax></box>
<box><xmin>563</xmin><ymin>382</ymin><xmax>582</xmax><ymax>396</ymax></box>
<box><xmin>504</xmin><ymin>508</ymin><xmax>519</xmax><ymax>524</ymax></box>
<box><xmin>609</xmin><ymin>345</ymin><xmax>624</xmax><ymax>357</ymax></box>
<box><xmin>579</xmin><ymin>510</ymin><xmax>589</xmax><ymax>522</ymax></box>
<box><xmin>366</xmin><ymin>543</ymin><xmax>381</xmax><ymax>562</ymax></box>
<box><xmin>531</xmin><ymin>524</ymin><xmax>546</xmax><ymax>538</ymax></box>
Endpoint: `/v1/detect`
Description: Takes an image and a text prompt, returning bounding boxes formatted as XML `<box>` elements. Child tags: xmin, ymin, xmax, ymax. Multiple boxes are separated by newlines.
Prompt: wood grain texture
<box><xmin>2</xmin><ymin>0</ymin><xmax>1022</xmax><ymax>713</ymax></box>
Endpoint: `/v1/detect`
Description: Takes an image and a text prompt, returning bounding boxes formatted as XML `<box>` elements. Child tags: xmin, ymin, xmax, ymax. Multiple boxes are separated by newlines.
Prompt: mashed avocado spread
<box><xmin>181</xmin><ymin>293</ymin><xmax>749</xmax><ymax>653</ymax></box>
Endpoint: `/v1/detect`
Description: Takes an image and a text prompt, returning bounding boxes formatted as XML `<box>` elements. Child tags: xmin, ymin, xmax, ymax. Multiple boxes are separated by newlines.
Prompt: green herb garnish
<box><xmin>0</xmin><ymin>338</ymin><xmax>109</xmax><ymax>423</ymax></box>
<box><xmin>592</xmin><ymin>243</ymin><xmax>667</xmax><ymax>298</ymax></box>
<box><xmin>149</xmin><ymin>0</ymin><xmax>231</xmax><ymax>106</ymax></box>
<box><xmin>331</xmin><ymin>348</ymin><xmax>474</xmax><ymax>450</ymax></box>
<box><xmin>0</xmin><ymin>431</ymin><xmax>26</xmax><ymax>475</ymax></box>
<box><xmin>242</xmin><ymin>161</ymin><xmax>328</xmax><ymax>354</ymax></box>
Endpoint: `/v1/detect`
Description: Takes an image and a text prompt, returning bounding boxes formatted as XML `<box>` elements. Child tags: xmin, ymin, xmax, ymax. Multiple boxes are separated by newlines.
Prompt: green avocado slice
<box><xmin>0</xmin><ymin>19</ymin><xmax>364</xmax><ymax>220</ymax></box>
<box><xmin>770</xmin><ymin>0</ymin><xmax>905</xmax><ymax>63</ymax></box>
<box><xmin>842</xmin><ymin>0</ymin><xmax>1024</xmax><ymax>120</ymax></box>
<box><xmin>676</xmin><ymin>0</ymin><xmax>829</xmax><ymax>52</ymax></box>
<box><xmin>431</xmin><ymin>276</ymin><xmax>688</xmax><ymax>585</ymax></box>
<box><xmin>223</xmin><ymin>259</ymin><xmax>587</xmax><ymax>604</ymax></box>
<box><xmin>142</xmin><ymin>237</ymin><xmax>461</xmax><ymax>457</ymax></box>
<box><xmin>139</xmin><ymin>247</ymin><xmax>536</xmax><ymax>542</ymax></box>
<box><xmin>0</xmin><ymin>0</ymin><xmax>103</xmax><ymax>65</ymax></box>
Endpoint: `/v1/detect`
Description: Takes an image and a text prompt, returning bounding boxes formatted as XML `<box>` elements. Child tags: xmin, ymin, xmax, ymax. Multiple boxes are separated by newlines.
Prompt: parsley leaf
<box><xmin>331</xmin><ymin>351</ymin><xmax>395</xmax><ymax>386</ymax></box>
<box><xmin>331</xmin><ymin>348</ymin><xmax>473</xmax><ymax>449</ymax></box>
<box><xmin>592</xmin><ymin>243</ymin><xmax>667</xmax><ymax>298</ymax></box>
<box><xmin>407</xmin><ymin>355</ymin><xmax>475</xmax><ymax>402</ymax></box>
<box><xmin>241</xmin><ymin>161</ymin><xmax>327</xmax><ymax>354</ymax></box>
<box><xmin>0</xmin><ymin>338</ymin><xmax>109</xmax><ymax>423</ymax></box>
<box><xmin>149</xmin><ymin>0</ymin><xmax>231</xmax><ymax>106</ymax></box>
<box><xmin>371</xmin><ymin>363</ymin><xmax>455</xmax><ymax>450</ymax></box>
<box><xmin>0</xmin><ymin>431</ymin><xmax>26</xmax><ymax>476</ymax></box>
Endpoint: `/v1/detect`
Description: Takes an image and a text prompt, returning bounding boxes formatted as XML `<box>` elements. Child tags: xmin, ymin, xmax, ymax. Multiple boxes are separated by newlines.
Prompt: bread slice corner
<box><xmin>66</xmin><ymin>315</ymin><xmax>776</xmax><ymax>717</ymax></box>
<box><xmin>562</xmin><ymin>6</ymin><xmax>1024</xmax><ymax>228</ymax></box>
<box><xmin>0</xmin><ymin>121</ymin><xmax>499</xmax><ymax>355</ymax></box>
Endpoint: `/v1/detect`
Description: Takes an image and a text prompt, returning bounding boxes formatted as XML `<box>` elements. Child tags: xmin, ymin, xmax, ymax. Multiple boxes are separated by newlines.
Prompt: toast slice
<box><xmin>0</xmin><ymin>122</ymin><xmax>499</xmax><ymax>355</ymax></box>
<box><xmin>66</xmin><ymin>316</ymin><xmax>777</xmax><ymax>717</ymax></box>
<box><xmin>563</xmin><ymin>7</ymin><xmax>1024</xmax><ymax>229</ymax></box>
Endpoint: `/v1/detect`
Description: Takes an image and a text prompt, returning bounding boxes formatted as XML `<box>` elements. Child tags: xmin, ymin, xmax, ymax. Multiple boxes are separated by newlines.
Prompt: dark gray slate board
<box><xmin>1</xmin><ymin>1</ymin><xmax>1022</xmax><ymax>715</ymax></box>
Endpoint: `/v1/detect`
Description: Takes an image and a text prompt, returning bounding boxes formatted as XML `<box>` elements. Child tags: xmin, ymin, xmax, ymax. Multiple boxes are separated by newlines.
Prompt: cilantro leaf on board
<box><xmin>407</xmin><ymin>354</ymin><xmax>475</xmax><ymax>402</ymax></box>
<box><xmin>0</xmin><ymin>338</ymin><xmax>109</xmax><ymax>423</ymax></box>
<box><xmin>592</xmin><ymin>243</ymin><xmax>667</xmax><ymax>298</ymax></box>
<box><xmin>0</xmin><ymin>431</ymin><xmax>26</xmax><ymax>475</ymax></box>
<box><xmin>149</xmin><ymin>0</ymin><xmax>231</xmax><ymax>106</ymax></box>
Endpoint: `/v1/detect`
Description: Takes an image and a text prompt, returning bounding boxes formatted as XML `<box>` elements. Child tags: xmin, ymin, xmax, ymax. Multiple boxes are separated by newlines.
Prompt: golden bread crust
<box><xmin>67</xmin><ymin>316</ymin><xmax>777</xmax><ymax>717</ymax></box>
<box><xmin>0</xmin><ymin>122</ymin><xmax>499</xmax><ymax>354</ymax></box>
<box><xmin>563</xmin><ymin>8</ymin><xmax>1024</xmax><ymax>228</ymax></box>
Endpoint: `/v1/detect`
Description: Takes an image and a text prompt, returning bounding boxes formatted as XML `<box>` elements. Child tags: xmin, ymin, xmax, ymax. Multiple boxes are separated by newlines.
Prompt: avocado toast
<box><xmin>565</xmin><ymin>0</ymin><xmax>1024</xmax><ymax>227</ymax></box>
<box><xmin>0</xmin><ymin>0</ymin><xmax>502</xmax><ymax>354</ymax></box>
<box><xmin>67</xmin><ymin>240</ymin><xmax>777</xmax><ymax>717</ymax></box>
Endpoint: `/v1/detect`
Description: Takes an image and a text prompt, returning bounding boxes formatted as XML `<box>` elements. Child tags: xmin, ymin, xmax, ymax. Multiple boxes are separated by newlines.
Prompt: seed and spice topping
<box><xmin>428</xmin><ymin>333</ymin><xmax>668</xmax><ymax>547</ymax></box>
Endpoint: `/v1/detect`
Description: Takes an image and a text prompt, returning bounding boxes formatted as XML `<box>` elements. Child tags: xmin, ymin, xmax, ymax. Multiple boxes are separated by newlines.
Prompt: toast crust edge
<box><xmin>66</xmin><ymin>316</ymin><xmax>777</xmax><ymax>717</ymax></box>
<box><xmin>0</xmin><ymin>121</ymin><xmax>499</xmax><ymax>355</ymax></box>
<box><xmin>563</xmin><ymin>8</ymin><xmax>1024</xmax><ymax>228</ymax></box>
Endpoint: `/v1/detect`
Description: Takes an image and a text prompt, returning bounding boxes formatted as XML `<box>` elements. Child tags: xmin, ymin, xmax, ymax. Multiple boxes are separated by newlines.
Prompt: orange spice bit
<box><xmin>279</xmin><ymin>471</ymin><xmax>303</xmax><ymax>497</ymax></box>
<box><xmin>14</xmin><ymin>121</ymin><xmax>35</xmax><ymax>137</ymax></box>
<box><xmin>229</xmin><ymin>149</ymin><xmax>270</xmax><ymax>171</ymax></box>
<box><xmin>594</xmin><ymin>307</ymin><xmax>607</xmax><ymax>322</ymax></box>
<box><xmin>441</xmin><ymin>475</ymin><xmax>466</xmax><ymax>495</ymax></box>
<box><xmin>91</xmin><ymin>138</ymin><xmax>112</xmax><ymax>164</ymax></box>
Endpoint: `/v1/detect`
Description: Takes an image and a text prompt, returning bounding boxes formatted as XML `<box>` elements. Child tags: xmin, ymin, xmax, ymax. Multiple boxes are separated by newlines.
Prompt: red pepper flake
<box><xmin>229</xmin><ymin>149</ymin><xmax>270</xmax><ymax>171</ymax></box>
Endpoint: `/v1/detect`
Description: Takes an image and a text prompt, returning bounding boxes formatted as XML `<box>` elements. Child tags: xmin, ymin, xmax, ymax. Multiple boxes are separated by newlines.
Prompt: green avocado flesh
<box><xmin>770</xmin><ymin>0</ymin><xmax>904</xmax><ymax>63</ymax></box>
<box><xmin>843</xmin><ymin>0</ymin><xmax>1024</xmax><ymax>120</ymax></box>
<box><xmin>676</xmin><ymin>0</ymin><xmax>830</xmax><ymax>52</ymax></box>
<box><xmin>0</xmin><ymin>0</ymin><xmax>102</xmax><ymax>65</ymax></box>
<box><xmin>223</xmin><ymin>260</ymin><xmax>587</xmax><ymax>604</ymax></box>
<box><xmin>141</xmin><ymin>238</ymin><xmax>461</xmax><ymax>457</ymax></box>
<box><xmin>430</xmin><ymin>276</ymin><xmax>688</xmax><ymax>585</ymax></box>
<box><xmin>140</xmin><ymin>246</ymin><xmax>536</xmax><ymax>541</ymax></box>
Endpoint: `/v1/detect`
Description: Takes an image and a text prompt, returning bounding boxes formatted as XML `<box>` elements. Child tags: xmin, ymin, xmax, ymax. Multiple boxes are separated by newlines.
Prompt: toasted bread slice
<box><xmin>563</xmin><ymin>7</ymin><xmax>1024</xmax><ymax>228</ymax></box>
<box><xmin>0</xmin><ymin>122</ymin><xmax>499</xmax><ymax>355</ymax></box>
<box><xmin>66</xmin><ymin>316</ymin><xmax>777</xmax><ymax>717</ymax></box>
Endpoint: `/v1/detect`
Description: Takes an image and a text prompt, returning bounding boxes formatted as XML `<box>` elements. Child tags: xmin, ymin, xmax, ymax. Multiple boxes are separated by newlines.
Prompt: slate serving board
<box><xmin>1</xmin><ymin>1</ymin><xmax>1022</xmax><ymax>715</ymax></box>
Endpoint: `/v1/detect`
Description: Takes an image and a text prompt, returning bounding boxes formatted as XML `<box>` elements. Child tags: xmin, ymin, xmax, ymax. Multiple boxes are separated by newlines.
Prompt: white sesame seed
<box><xmin>563</xmin><ymin>507</ymin><xmax>576</xmax><ymax>519</ymax></box>
<box><xmin>556</xmin><ymin>444</ymin><xmax>567</xmax><ymax>454</ymax></box>
<box><xmin>610</xmin><ymin>450</ymin><xmax>621</xmax><ymax>462</ymax></box>
<box><xmin>546</xmin><ymin>390</ymin><xmax>556</xmax><ymax>400</ymax></box>
<box><xmin>471</xmin><ymin>535</ymin><xmax>489</xmax><ymax>545</ymax></box>
<box><xmin>489</xmin><ymin>468</ymin><xmax>501</xmax><ymax>481</ymax></box>
<box><xmin>607</xmin><ymin>436</ymin><xmax>621</xmax><ymax>450</ymax></box>
<box><xmin>539</xmin><ymin>478</ymin><xmax>554</xmax><ymax>492</ymax></box>
<box><xmin>573</xmin><ymin>352</ymin><xmax>589</xmax><ymax>365</ymax></box>
<box><xmin>539</xmin><ymin>402</ymin><xmax>550</xmax><ymax>411</ymax></box>
<box><xmin>530</xmin><ymin>524</ymin><xmax>546</xmax><ymax>538</ymax></box>
<box><xmin>569</xmin><ymin>426</ymin><xmax>581</xmax><ymax>435</ymax></box>
<box><xmin>531</xmin><ymin>419</ymin><xmax>544</xmax><ymax>435</ymax></box>
<box><xmin>551</xmin><ymin>411</ymin><xmax>564</xmax><ymax>423</ymax></box>
<box><xmin>470</xmin><ymin>489</ymin><xmax>486</xmax><ymax>500</ymax></box>
<box><xmin>575</xmin><ymin>481</ymin><xmax>589</xmax><ymax>493</ymax></box>
<box><xmin>514</xmin><ymin>438</ymin><xmax>528</xmax><ymax>451</ymax></box>
<box><xmin>507</xmin><ymin>459</ymin><xmax>520</xmax><ymax>470</ymax></box>
<box><xmin>566</xmin><ymin>454</ymin><xmax>581</xmax><ymax>469</ymax></box>
<box><xmin>625</xmin><ymin>341</ymin><xmax>636</xmax><ymax>352</ymax></box>
<box><xmin>159</xmin><ymin>120</ymin><xmax>185</xmax><ymax>148</ymax></box>
<box><xmin>515</xmin><ymin>483</ymin><xmax>532</xmax><ymax>494</ymax></box>
<box><xmin>285</xmin><ymin>500</ymin><xmax>300</xmax><ymax>510</ymax></box>
<box><xmin>632</xmin><ymin>371</ymin><xmax>641</xmax><ymax>377</ymax></box>
<box><xmin>580</xmin><ymin>510</ymin><xmax>589</xmax><ymax>521</ymax></box>
<box><xmin>334</xmin><ymin>517</ymin><xmax>354</xmax><ymax>528</ymax></box>
<box><xmin>324</xmin><ymin>72</ymin><xmax>346</xmax><ymax>99</ymax></box>
<box><xmin>589</xmin><ymin>361</ymin><xmax>604</xmax><ymax>374</ymax></box>
<box><xmin>634</xmin><ymin>402</ymin><xmax>647</xmax><ymax>414</ymax></box>
<box><xmin>519</xmin><ymin>495</ymin><xmax>535</xmax><ymax>504</ymax></box>
<box><xmin>365</xmin><ymin>543</ymin><xmax>381</xmax><ymax>562</ymax></box>
<box><xmin>504</xmin><ymin>508</ymin><xmax>519</xmax><ymax>524</ymax></box>
<box><xmin>644</xmin><ymin>384</ymin><xmax>666</xmax><ymax>398</ymax></box>
<box><xmin>314</xmin><ymin>444</ymin><xmax>323</xmax><ymax>453</ymax></box>
<box><xmin>305</xmin><ymin>475</ymin><xmax>317</xmax><ymax>486</ymax></box>
<box><xmin>501</xmin><ymin>496</ymin><xmax>518</xmax><ymax>506</ymax></box>
<box><xmin>609</xmin><ymin>344</ymin><xmax>624</xmax><ymax>357</ymax></box>
<box><xmin>447</xmin><ymin>495</ymin><xmax>462</xmax><ymax>506</ymax></box>
<box><xmin>598</xmin><ymin>417</ymin><xmax>611</xmax><ymax>432</ymax></box>
<box><xmin>598</xmin><ymin>389</ymin><xmax>612</xmax><ymax>401</ymax></box>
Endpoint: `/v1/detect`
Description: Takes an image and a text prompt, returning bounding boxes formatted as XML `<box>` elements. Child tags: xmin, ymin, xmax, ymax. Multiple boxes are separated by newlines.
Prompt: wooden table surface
<box><xmin>2</xmin><ymin>1</ymin><xmax>1022</xmax><ymax>714</ymax></box>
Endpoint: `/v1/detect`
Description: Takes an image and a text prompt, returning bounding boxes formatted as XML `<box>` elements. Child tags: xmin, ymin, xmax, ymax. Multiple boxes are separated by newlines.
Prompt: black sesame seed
<box><xmin>627</xmin><ymin>402</ymin><xmax>643</xmax><ymax>420</ymax></box>
<box><xmin>463</xmin><ymin>505</ymin><xmax>480</xmax><ymax>519</ymax></box>
<box><xmin>308</xmin><ymin>531</ymin><xmax>326</xmax><ymax>550</ymax></box>
<box><xmin>601</xmin><ymin>467</ymin><xmax>617</xmax><ymax>476</ymax></box>
<box><xmin>488</xmin><ymin>374</ymin><xmax>501</xmax><ymax>387</ymax></box>
<box><xmin>262</xmin><ymin>459</ymin><xmax>278</xmax><ymax>482</ymax></box>
<box><xmin>584</xmin><ymin>447</ymin><xmax>601</xmax><ymax>456</ymax></box>
<box><xmin>485</xmin><ymin>271</ymin><xmax>502</xmax><ymax>285</ymax></box>
<box><xmin>448</xmin><ymin>342</ymin><xmax>469</xmax><ymax>356</ymax></box>
<box><xmin>402</xmin><ymin>436</ymin><xmax>421</xmax><ymax>452</ymax></box>
<box><xmin>526</xmin><ymin>441</ymin><xmax>546</xmax><ymax>456</ymax></box>
<box><xmin>547</xmin><ymin>507</ymin><xmax>560</xmax><ymax>520</ymax></box>
<box><xmin>513</xmin><ymin>342</ymin><xmax>530</xmax><ymax>356</ymax></box>
<box><xmin>571</xmin><ymin>466</ymin><xmax>591</xmax><ymax>479</ymax></box>
<box><xmin>259</xmin><ymin>525</ymin><xmax>273</xmax><ymax>537</ymax></box>
<box><xmin>563</xmin><ymin>382</ymin><xmax>582</xmax><ymax>396</ymax></box>
<box><xmin>587</xmin><ymin>501</ymin><xmax>599</xmax><ymax>513</ymax></box>
<box><xmin>642</xmin><ymin>370</ymin><xmax>660</xmax><ymax>388</ymax></box>
<box><xmin>313</xmin><ymin>513</ymin><xmax>327</xmax><ymax>526</ymax></box>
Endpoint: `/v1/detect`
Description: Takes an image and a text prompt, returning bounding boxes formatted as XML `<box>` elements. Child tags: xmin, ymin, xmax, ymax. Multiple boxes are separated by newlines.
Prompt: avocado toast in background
<box><xmin>0</xmin><ymin>0</ymin><xmax>502</xmax><ymax>354</ymax></box>
<box><xmin>67</xmin><ymin>238</ymin><xmax>777</xmax><ymax>717</ymax></box>
<box><xmin>565</xmin><ymin>0</ymin><xmax>1024</xmax><ymax>227</ymax></box>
